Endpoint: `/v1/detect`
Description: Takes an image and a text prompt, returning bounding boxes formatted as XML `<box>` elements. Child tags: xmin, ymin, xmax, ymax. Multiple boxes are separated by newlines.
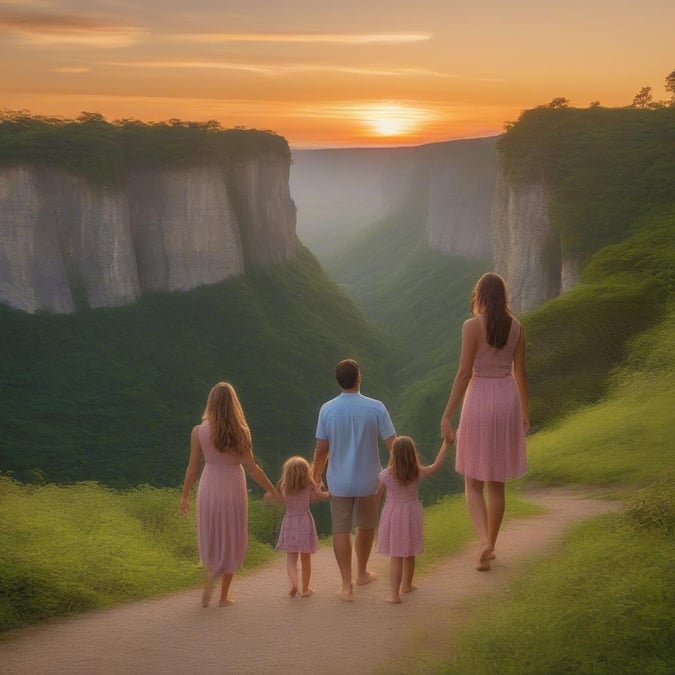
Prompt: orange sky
<box><xmin>1</xmin><ymin>0</ymin><xmax>673</xmax><ymax>148</ymax></box>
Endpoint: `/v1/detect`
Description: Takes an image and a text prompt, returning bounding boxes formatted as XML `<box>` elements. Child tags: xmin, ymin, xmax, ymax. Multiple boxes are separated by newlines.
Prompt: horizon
<box><xmin>1</xmin><ymin>1</ymin><xmax>673</xmax><ymax>148</ymax></box>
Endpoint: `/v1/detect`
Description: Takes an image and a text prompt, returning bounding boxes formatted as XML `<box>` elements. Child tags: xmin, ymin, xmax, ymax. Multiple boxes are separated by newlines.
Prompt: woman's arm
<box><xmin>419</xmin><ymin>439</ymin><xmax>450</xmax><ymax>479</ymax></box>
<box><xmin>513</xmin><ymin>327</ymin><xmax>530</xmax><ymax>434</ymax></box>
<box><xmin>241</xmin><ymin>447</ymin><xmax>281</xmax><ymax>500</ymax></box>
<box><xmin>179</xmin><ymin>426</ymin><xmax>202</xmax><ymax>515</ymax></box>
<box><xmin>440</xmin><ymin>318</ymin><xmax>479</xmax><ymax>442</ymax></box>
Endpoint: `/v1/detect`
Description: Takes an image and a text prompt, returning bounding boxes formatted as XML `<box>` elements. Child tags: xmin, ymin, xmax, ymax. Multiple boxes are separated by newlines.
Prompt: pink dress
<box><xmin>455</xmin><ymin>315</ymin><xmax>527</xmax><ymax>482</ymax></box>
<box><xmin>376</xmin><ymin>468</ymin><xmax>424</xmax><ymax>557</ymax></box>
<box><xmin>196</xmin><ymin>422</ymin><xmax>248</xmax><ymax>578</ymax></box>
<box><xmin>275</xmin><ymin>485</ymin><xmax>319</xmax><ymax>554</ymax></box>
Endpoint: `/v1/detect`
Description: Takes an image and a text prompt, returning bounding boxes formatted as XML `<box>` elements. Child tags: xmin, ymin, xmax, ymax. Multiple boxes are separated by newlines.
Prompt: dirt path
<box><xmin>0</xmin><ymin>488</ymin><xmax>620</xmax><ymax>675</ymax></box>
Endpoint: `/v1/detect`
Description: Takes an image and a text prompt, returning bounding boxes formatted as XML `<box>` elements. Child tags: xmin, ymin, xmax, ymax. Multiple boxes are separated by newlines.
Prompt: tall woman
<box><xmin>440</xmin><ymin>273</ymin><xmax>529</xmax><ymax>571</ymax></box>
<box><xmin>180</xmin><ymin>382</ymin><xmax>279</xmax><ymax>606</ymax></box>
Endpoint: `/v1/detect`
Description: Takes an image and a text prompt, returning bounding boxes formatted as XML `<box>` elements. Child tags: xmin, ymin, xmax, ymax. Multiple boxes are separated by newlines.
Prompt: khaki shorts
<box><xmin>330</xmin><ymin>495</ymin><xmax>378</xmax><ymax>534</ymax></box>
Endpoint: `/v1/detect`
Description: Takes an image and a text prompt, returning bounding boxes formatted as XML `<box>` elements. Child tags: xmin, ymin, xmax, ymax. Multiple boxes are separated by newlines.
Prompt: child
<box><xmin>272</xmin><ymin>456</ymin><xmax>329</xmax><ymax>598</ymax></box>
<box><xmin>376</xmin><ymin>436</ymin><xmax>449</xmax><ymax>604</ymax></box>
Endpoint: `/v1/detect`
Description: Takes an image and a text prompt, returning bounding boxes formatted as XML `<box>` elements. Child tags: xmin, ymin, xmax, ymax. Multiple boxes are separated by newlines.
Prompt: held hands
<box><xmin>440</xmin><ymin>416</ymin><xmax>455</xmax><ymax>444</ymax></box>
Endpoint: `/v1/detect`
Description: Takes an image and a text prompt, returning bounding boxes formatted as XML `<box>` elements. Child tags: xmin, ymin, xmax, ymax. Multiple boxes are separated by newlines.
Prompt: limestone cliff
<box><xmin>0</xmin><ymin>156</ymin><xmax>297</xmax><ymax>313</ymax></box>
<box><xmin>492</xmin><ymin>171</ymin><xmax>580</xmax><ymax>314</ymax></box>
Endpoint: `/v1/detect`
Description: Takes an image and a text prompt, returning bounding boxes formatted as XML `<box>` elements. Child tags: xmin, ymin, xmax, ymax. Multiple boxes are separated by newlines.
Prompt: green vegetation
<box><xmin>499</xmin><ymin>106</ymin><xmax>675</xmax><ymax>256</ymax></box>
<box><xmin>0</xmin><ymin>111</ymin><xmax>289</xmax><ymax>184</ymax></box>
<box><xmin>0</xmin><ymin>478</ymin><xmax>278</xmax><ymax>632</ymax></box>
<box><xmin>0</xmin><ymin>247</ymin><xmax>392</xmax><ymax>487</ymax></box>
<box><xmin>323</xmin><ymin>200</ymin><xmax>489</xmax><ymax>497</ymax></box>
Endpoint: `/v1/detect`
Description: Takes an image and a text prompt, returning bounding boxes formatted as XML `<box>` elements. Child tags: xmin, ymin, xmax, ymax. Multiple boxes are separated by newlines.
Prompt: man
<box><xmin>312</xmin><ymin>359</ymin><xmax>396</xmax><ymax>601</ymax></box>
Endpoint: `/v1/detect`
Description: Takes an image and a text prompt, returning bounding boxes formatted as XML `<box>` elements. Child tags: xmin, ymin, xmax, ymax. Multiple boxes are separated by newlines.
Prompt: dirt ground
<box><xmin>0</xmin><ymin>488</ymin><xmax>620</xmax><ymax>675</ymax></box>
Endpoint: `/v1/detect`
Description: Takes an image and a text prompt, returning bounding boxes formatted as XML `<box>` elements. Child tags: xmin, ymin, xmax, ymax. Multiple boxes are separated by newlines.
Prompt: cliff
<box><xmin>291</xmin><ymin>137</ymin><xmax>497</xmax><ymax>261</ymax></box>
<box><xmin>0</xmin><ymin>156</ymin><xmax>296</xmax><ymax>313</ymax></box>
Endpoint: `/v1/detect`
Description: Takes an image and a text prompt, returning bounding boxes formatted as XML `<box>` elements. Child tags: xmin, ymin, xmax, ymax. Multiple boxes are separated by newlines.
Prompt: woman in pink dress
<box><xmin>272</xmin><ymin>456</ymin><xmax>329</xmax><ymax>598</ymax></box>
<box><xmin>376</xmin><ymin>436</ymin><xmax>449</xmax><ymax>604</ymax></box>
<box><xmin>180</xmin><ymin>382</ymin><xmax>280</xmax><ymax>607</ymax></box>
<box><xmin>441</xmin><ymin>273</ymin><xmax>529</xmax><ymax>571</ymax></box>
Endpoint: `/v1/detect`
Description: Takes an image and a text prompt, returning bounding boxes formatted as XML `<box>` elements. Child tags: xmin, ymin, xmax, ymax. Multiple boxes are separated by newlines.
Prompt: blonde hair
<box><xmin>389</xmin><ymin>436</ymin><xmax>420</xmax><ymax>485</ymax></box>
<box><xmin>202</xmin><ymin>382</ymin><xmax>252</xmax><ymax>455</ymax></box>
<box><xmin>279</xmin><ymin>456</ymin><xmax>314</xmax><ymax>495</ymax></box>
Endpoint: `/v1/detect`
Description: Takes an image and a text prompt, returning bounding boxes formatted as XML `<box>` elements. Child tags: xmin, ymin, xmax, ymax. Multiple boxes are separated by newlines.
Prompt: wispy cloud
<box><xmin>0</xmin><ymin>11</ymin><xmax>143</xmax><ymax>47</ymax></box>
<box><xmin>171</xmin><ymin>32</ymin><xmax>432</xmax><ymax>45</ymax></box>
<box><xmin>102</xmin><ymin>59</ymin><xmax>448</xmax><ymax>78</ymax></box>
<box><xmin>51</xmin><ymin>66</ymin><xmax>91</xmax><ymax>73</ymax></box>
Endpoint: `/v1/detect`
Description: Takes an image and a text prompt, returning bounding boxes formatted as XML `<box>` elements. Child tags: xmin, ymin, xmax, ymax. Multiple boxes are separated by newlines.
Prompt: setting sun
<box><xmin>358</xmin><ymin>103</ymin><xmax>435</xmax><ymax>138</ymax></box>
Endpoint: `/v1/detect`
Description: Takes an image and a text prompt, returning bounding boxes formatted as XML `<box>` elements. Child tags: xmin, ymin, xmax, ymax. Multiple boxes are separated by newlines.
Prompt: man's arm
<box><xmin>312</xmin><ymin>438</ymin><xmax>329</xmax><ymax>485</ymax></box>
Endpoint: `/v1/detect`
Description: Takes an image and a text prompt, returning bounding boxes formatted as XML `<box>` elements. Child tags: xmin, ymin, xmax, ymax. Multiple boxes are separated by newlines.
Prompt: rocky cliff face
<box><xmin>0</xmin><ymin>156</ymin><xmax>296</xmax><ymax>313</ymax></box>
<box><xmin>492</xmin><ymin>171</ymin><xmax>580</xmax><ymax>314</ymax></box>
<box><xmin>291</xmin><ymin>137</ymin><xmax>497</xmax><ymax>261</ymax></box>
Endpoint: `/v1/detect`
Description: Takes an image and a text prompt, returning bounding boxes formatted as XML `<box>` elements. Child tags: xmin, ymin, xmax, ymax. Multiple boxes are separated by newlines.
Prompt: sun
<box><xmin>361</xmin><ymin>103</ymin><xmax>432</xmax><ymax>138</ymax></box>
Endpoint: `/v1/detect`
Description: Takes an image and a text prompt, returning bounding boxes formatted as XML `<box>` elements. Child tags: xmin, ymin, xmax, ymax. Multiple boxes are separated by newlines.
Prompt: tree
<box><xmin>631</xmin><ymin>86</ymin><xmax>653</xmax><ymax>108</ymax></box>
<box><xmin>666</xmin><ymin>69</ymin><xmax>675</xmax><ymax>106</ymax></box>
<box><xmin>546</xmin><ymin>97</ymin><xmax>569</xmax><ymax>109</ymax></box>
<box><xmin>589</xmin><ymin>100</ymin><xmax>601</xmax><ymax>107</ymax></box>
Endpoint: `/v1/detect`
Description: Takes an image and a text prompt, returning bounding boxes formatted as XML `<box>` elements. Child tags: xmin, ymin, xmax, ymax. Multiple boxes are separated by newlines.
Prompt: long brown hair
<box><xmin>279</xmin><ymin>456</ymin><xmax>314</xmax><ymax>496</ymax></box>
<box><xmin>389</xmin><ymin>436</ymin><xmax>420</xmax><ymax>485</ymax></box>
<box><xmin>202</xmin><ymin>382</ymin><xmax>252</xmax><ymax>455</ymax></box>
<box><xmin>471</xmin><ymin>272</ymin><xmax>513</xmax><ymax>349</ymax></box>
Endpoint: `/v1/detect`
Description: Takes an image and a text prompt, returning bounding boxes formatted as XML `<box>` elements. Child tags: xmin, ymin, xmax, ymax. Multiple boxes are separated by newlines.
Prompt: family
<box><xmin>180</xmin><ymin>272</ymin><xmax>529</xmax><ymax>607</ymax></box>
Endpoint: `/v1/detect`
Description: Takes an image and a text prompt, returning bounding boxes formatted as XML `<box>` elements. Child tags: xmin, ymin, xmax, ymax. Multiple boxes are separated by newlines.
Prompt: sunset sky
<box><xmin>1</xmin><ymin>0</ymin><xmax>673</xmax><ymax>147</ymax></box>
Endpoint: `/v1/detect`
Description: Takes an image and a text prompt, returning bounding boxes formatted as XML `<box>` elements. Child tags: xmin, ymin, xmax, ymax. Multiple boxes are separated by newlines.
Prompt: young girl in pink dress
<box><xmin>376</xmin><ymin>436</ymin><xmax>449</xmax><ymax>604</ymax></box>
<box><xmin>441</xmin><ymin>272</ymin><xmax>529</xmax><ymax>571</ymax></box>
<box><xmin>180</xmin><ymin>382</ymin><xmax>280</xmax><ymax>608</ymax></box>
<box><xmin>273</xmin><ymin>456</ymin><xmax>329</xmax><ymax>597</ymax></box>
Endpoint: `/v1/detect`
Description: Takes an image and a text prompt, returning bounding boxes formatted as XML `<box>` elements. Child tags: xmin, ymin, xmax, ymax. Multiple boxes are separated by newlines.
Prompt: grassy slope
<box><xmin>0</xmin><ymin>247</ymin><xmax>393</xmax><ymax>487</ymax></box>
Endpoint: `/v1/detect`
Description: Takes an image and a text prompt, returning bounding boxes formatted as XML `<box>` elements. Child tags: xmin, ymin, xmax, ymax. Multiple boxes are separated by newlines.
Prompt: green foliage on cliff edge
<box><xmin>0</xmin><ymin>110</ymin><xmax>290</xmax><ymax>183</ymax></box>
<box><xmin>498</xmin><ymin>106</ymin><xmax>675</xmax><ymax>256</ymax></box>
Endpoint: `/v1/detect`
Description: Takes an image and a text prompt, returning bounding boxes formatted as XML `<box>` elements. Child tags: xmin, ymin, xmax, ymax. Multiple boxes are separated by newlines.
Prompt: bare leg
<box><xmin>201</xmin><ymin>572</ymin><xmax>215</xmax><ymax>607</ymax></box>
<box><xmin>465</xmin><ymin>477</ymin><xmax>491</xmax><ymax>571</ymax></box>
<box><xmin>333</xmin><ymin>532</ymin><xmax>353</xmax><ymax>600</ymax></box>
<box><xmin>286</xmin><ymin>552</ymin><xmax>299</xmax><ymax>597</ymax></box>
<box><xmin>401</xmin><ymin>556</ymin><xmax>417</xmax><ymax>593</ymax></box>
<box><xmin>218</xmin><ymin>573</ymin><xmax>235</xmax><ymax>606</ymax></box>
<box><xmin>487</xmin><ymin>481</ymin><xmax>506</xmax><ymax>554</ymax></box>
<box><xmin>354</xmin><ymin>527</ymin><xmax>377</xmax><ymax>585</ymax></box>
<box><xmin>300</xmin><ymin>553</ymin><xmax>314</xmax><ymax>596</ymax></box>
<box><xmin>386</xmin><ymin>557</ymin><xmax>403</xmax><ymax>603</ymax></box>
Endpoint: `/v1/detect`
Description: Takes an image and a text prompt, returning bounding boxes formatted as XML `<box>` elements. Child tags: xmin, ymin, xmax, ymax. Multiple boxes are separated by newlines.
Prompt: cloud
<box><xmin>0</xmin><ymin>11</ymin><xmax>143</xmax><ymax>47</ymax></box>
<box><xmin>171</xmin><ymin>32</ymin><xmax>432</xmax><ymax>45</ymax></box>
<box><xmin>102</xmin><ymin>59</ymin><xmax>448</xmax><ymax>78</ymax></box>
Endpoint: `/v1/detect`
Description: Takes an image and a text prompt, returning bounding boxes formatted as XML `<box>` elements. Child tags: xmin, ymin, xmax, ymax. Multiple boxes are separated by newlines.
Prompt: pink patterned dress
<box><xmin>196</xmin><ymin>422</ymin><xmax>248</xmax><ymax>579</ymax></box>
<box><xmin>376</xmin><ymin>468</ymin><xmax>424</xmax><ymax>557</ymax></box>
<box><xmin>455</xmin><ymin>315</ymin><xmax>527</xmax><ymax>482</ymax></box>
<box><xmin>275</xmin><ymin>486</ymin><xmax>319</xmax><ymax>554</ymax></box>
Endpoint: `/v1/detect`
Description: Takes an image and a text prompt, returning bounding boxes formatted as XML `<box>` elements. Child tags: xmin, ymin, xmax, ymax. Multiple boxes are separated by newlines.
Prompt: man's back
<box><xmin>316</xmin><ymin>392</ymin><xmax>395</xmax><ymax>497</ymax></box>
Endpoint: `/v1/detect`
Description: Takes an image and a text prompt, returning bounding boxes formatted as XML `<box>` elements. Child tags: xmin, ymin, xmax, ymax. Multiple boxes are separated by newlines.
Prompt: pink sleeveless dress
<box><xmin>196</xmin><ymin>422</ymin><xmax>248</xmax><ymax>578</ymax></box>
<box><xmin>275</xmin><ymin>486</ymin><xmax>319</xmax><ymax>554</ymax></box>
<box><xmin>455</xmin><ymin>315</ymin><xmax>527</xmax><ymax>482</ymax></box>
<box><xmin>376</xmin><ymin>468</ymin><xmax>424</xmax><ymax>557</ymax></box>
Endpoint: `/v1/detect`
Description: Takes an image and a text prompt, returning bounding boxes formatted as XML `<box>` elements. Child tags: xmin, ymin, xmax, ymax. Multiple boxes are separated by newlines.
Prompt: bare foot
<box><xmin>385</xmin><ymin>595</ymin><xmax>402</xmax><ymax>604</ymax></box>
<box><xmin>289</xmin><ymin>586</ymin><xmax>298</xmax><ymax>598</ymax></box>
<box><xmin>337</xmin><ymin>588</ymin><xmax>353</xmax><ymax>602</ymax></box>
<box><xmin>476</xmin><ymin>543</ymin><xmax>492</xmax><ymax>571</ymax></box>
<box><xmin>488</xmin><ymin>550</ymin><xmax>496</xmax><ymax>561</ymax></box>
<box><xmin>300</xmin><ymin>588</ymin><xmax>314</xmax><ymax>598</ymax></box>
<box><xmin>201</xmin><ymin>579</ymin><xmax>215</xmax><ymax>608</ymax></box>
<box><xmin>401</xmin><ymin>584</ymin><xmax>418</xmax><ymax>594</ymax></box>
<box><xmin>356</xmin><ymin>571</ymin><xmax>377</xmax><ymax>586</ymax></box>
<box><xmin>218</xmin><ymin>598</ymin><xmax>235</xmax><ymax>607</ymax></box>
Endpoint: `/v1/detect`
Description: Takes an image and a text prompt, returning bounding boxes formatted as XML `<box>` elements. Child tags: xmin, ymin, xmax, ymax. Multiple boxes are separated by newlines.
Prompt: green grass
<box><xmin>434</xmin><ymin>306</ymin><xmax>675</xmax><ymax>673</ymax></box>
<box><xmin>0</xmin><ymin>478</ymin><xmax>278</xmax><ymax>632</ymax></box>
<box><xmin>444</xmin><ymin>483</ymin><xmax>674</xmax><ymax>674</ymax></box>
